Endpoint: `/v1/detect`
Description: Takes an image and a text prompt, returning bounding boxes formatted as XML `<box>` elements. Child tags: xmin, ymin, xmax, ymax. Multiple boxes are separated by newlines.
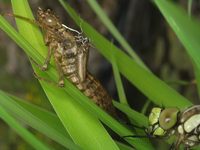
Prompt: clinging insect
<box><xmin>12</xmin><ymin>8</ymin><xmax>116</xmax><ymax>116</ymax></box>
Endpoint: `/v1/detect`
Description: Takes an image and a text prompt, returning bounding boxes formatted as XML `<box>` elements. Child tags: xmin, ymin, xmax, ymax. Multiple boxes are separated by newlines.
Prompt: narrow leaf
<box><xmin>111</xmin><ymin>52</ymin><xmax>128</xmax><ymax>105</ymax></box>
<box><xmin>0</xmin><ymin>105</ymin><xmax>52</xmax><ymax>150</ymax></box>
<box><xmin>10</xmin><ymin>0</ymin><xmax>119</xmax><ymax>149</ymax></box>
<box><xmin>86</xmin><ymin>0</ymin><xmax>148</xmax><ymax>70</ymax></box>
<box><xmin>0</xmin><ymin>90</ymin><xmax>80</xmax><ymax>150</ymax></box>
<box><xmin>58</xmin><ymin>0</ymin><xmax>192</xmax><ymax>109</ymax></box>
<box><xmin>154</xmin><ymin>0</ymin><xmax>200</xmax><ymax>98</ymax></box>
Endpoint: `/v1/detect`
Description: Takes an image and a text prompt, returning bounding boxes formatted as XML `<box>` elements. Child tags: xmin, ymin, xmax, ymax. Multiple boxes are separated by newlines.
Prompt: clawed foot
<box><xmin>41</xmin><ymin>64</ymin><xmax>48</xmax><ymax>71</ymax></box>
<box><xmin>58</xmin><ymin>80</ymin><xmax>65</xmax><ymax>87</ymax></box>
<box><xmin>33</xmin><ymin>72</ymin><xmax>65</xmax><ymax>87</ymax></box>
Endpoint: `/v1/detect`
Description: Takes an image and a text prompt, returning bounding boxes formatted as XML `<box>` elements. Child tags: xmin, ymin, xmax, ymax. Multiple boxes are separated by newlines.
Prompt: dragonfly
<box><xmin>147</xmin><ymin>105</ymin><xmax>200</xmax><ymax>150</ymax></box>
<box><xmin>11</xmin><ymin>8</ymin><xmax>116</xmax><ymax>117</ymax></box>
<box><xmin>125</xmin><ymin>105</ymin><xmax>200</xmax><ymax>150</ymax></box>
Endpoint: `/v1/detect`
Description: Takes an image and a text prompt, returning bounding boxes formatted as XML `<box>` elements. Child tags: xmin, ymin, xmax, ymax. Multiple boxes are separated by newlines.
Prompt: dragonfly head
<box><xmin>37</xmin><ymin>7</ymin><xmax>61</xmax><ymax>28</ymax></box>
<box><xmin>147</xmin><ymin>107</ymin><xmax>179</xmax><ymax>137</ymax></box>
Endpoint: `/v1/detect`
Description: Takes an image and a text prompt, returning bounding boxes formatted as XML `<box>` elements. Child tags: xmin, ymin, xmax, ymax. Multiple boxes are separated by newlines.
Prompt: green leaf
<box><xmin>111</xmin><ymin>51</ymin><xmax>128</xmax><ymax>105</ymax></box>
<box><xmin>113</xmin><ymin>101</ymin><xmax>148</xmax><ymax>128</ymax></box>
<box><xmin>0</xmin><ymin>1</ymin><xmax>155</xmax><ymax>149</ymax></box>
<box><xmin>115</xmin><ymin>141</ymin><xmax>135</xmax><ymax>150</ymax></box>
<box><xmin>0</xmin><ymin>104</ymin><xmax>52</xmax><ymax>150</ymax></box>
<box><xmin>0</xmin><ymin>90</ymin><xmax>80</xmax><ymax>150</ymax></box>
<box><xmin>9</xmin><ymin>0</ymin><xmax>119</xmax><ymax>149</ymax></box>
<box><xmin>187</xmin><ymin>0</ymin><xmax>193</xmax><ymax>17</ymax></box>
<box><xmin>8</xmin><ymin>92</ymin><xmax>137</xmax><ymax>150</ymax></box>
<box><xmin>86</xmin><ymin>0</ymin><xmax>148</xmax><ymax>70</ymax></box>
<box><xmin>59</xmin><ymin>1</ymin><xmax>156</xmax><ymax>149</ymax></box>
<box><xmin>58</xmin><ymin>0</ymin><xmax>191</xmax><ymax>109</ymax></box>
<box><xmin>0</xmin><ymin>12</ymin><xmax>148</xmax><ymax>150</ymax></box>
<box><xmin>154</xmin><ymin>0</ymin><xmax>200</xmax><ymax>98</ymax></box>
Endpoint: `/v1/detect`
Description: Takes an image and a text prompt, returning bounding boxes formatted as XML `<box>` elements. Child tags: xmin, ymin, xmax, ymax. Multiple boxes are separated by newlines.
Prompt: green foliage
<box><xmin>0</xmin><ymin>0</ymin><xmax>200</xmax><ymax>149</ymax></box>
<box><xmin>154</xmin><ymin>0</ymin><xmax>200</xmax><ymax>97</ymax></box>
<box><xmin>0</xmin><ymin>100</ymin><xmax>52</xmax><ymax>150</ymax></box>
<box><xmin>8</xmin><ymin>0</ymin><xmax>120</xmax><ymax>150</ymax></box>
<box><xmin>86</xmin><ymin>0</ymin><xmax>147</xmax><ymax>70</ymax></box>
<box><xmin>0</xmin><ymin>90</ymin><xmax>79</xmax><ymax>150</ymax></box>
<box><xmin>59</xmin><ymin>0</ymin><xmax>191</xmax><ymax>109</ymax></box>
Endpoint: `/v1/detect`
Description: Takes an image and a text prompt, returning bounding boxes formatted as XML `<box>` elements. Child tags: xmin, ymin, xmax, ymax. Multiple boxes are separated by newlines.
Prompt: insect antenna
<box><xmin>3</xmin><ymin>13</ymin><xmax>39</xmax><ymax>26</ymax></box>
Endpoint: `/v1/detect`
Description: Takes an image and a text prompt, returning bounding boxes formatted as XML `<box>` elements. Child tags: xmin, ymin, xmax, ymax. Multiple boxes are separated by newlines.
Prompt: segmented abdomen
<box><xmin>76</xmin><ymin>73</ymin><xmax>116</xmax><ymax>117</ymax></box>
<box><xmin>54</xmin><ymin>33</ymin><xmax>116</xmax><ymax>116</ymax></box>
<box><xmin>60</xmin><ymin>58</ymin><xmax>116</xmax><ymax>116</ymax></box>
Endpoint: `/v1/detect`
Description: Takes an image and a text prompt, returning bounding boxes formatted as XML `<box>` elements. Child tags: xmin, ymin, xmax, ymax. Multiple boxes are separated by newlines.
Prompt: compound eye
<box><xmin>45</xmin><ymin>16</ymin><xmax>57</xmax><ymax>26</ymax></box>
<box><xmin>159</xmin><ymin>108</ymin><xmax>179</xmax><ymax>130</ymax></box>
<box><xmin>149</xmin><ymin>107</ymin><xmax>162</xmax><ymax>125</ymax></box>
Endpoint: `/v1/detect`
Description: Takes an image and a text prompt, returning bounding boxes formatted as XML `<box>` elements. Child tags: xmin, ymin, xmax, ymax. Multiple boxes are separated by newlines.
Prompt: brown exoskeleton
<box><xmin>13</xmin><ymin>8</ymin><xmax>116</xmax><ymax>116</ymax></box>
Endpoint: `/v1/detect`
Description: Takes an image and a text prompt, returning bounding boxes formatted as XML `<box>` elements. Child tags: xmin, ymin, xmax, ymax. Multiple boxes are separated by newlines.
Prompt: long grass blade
<box><xmin>153</xmin><ymin>0</ymin><xmax>200</xmax><ymax>98</ymax></box>
<box><xmin>115</xmin><ymin>141</ymin><xmax>135</xmax><ymax>150</ymax></box>
<box><xmin>0</xmin><ymin>2</ymin><xmax>154</xmax><ymax>149</ymax></box>
<box><xmin>58</xmin><ymin>0</ymin><xmax>191</xmax><ymax>109</ymax></box>
<box><xmin>111</xmin><ymin>52</ymin><xmax>128</xmax><ymax>105</ymax></box>
<box><xmin>113</xmin><ymin>101</ymin><xmax>148</xmax><ymax>127</ymax></box>
<box><xmin>86</xmin><ymin>0</ymin><xmax>148</xmax><ymax>70</ymax></box>
<box><xmin>0</xmin><ymin>90</ymin><xmax>80</xmax><ymax>150</ymax></box>
<box><xmin>9</xmin><ymin>0</ymin><xmax>120</xmax><ymax>149</ymax></box>
<box><xmin>188</xmin><ymin>0</ymin><xmax>193</xmax><ymax>17</ymax></box>
<box><xmin>0</xmin><ymin>105</ymin><xmax>52</xmax><ymax>150</ymax></box>
<box><xmin>0</xmin><ymin>12</ymin><xmax>151</xmax><ymax>150</ymax></box>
